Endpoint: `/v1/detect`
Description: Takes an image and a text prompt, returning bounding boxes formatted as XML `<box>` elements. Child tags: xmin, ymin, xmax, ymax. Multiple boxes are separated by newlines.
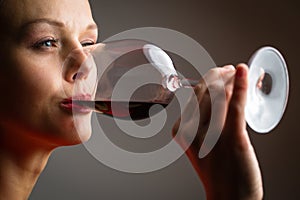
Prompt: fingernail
<box><xmin>223</xmin><ymin>65</ymin><xmax>235</xmax><ymax>71</ymax></box>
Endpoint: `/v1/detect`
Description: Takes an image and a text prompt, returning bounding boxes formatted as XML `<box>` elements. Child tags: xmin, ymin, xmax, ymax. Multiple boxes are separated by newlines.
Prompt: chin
<box><xmin>76</xmin><ymin>129</ymin><xmax>92</xmax><ymax>143</ymax></box>
<box><xmin>71</xmin><ymin>115</ymin><xmax>92</xmax><ymax>144</ymax></box>
<box><xmin>53</xmin><ymin>129</ymin><xmax>91</xmax><ymax>147</ymax></box>
<box><xmin>52</xmin><ymin>114</ymin><xmax>93</xmax><ymax>147</ymax></box>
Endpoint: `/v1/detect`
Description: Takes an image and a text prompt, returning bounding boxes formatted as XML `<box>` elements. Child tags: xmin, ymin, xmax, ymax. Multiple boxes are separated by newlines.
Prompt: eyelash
<box><xmin>33</xmin><ymin>38</ymin><xmax>59</xmax><ymax>50</ymax></box>
<box><xmin>81</xmin><ymin>41</ymin><xmax>95</xmax><ymax>47</ymax></box>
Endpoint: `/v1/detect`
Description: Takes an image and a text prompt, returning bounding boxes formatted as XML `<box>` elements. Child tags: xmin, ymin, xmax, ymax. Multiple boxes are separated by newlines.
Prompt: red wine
<box><xmin>73</xmin><ymin>100</ymin><xmax>168</xmax><ymax>120</ymax></box>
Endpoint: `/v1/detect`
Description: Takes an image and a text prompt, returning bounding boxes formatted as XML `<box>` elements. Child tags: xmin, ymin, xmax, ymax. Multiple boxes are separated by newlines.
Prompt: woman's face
<box><xmin>0</xmin><ymin>0</ymin><xmax>98</xmax><ymax>146</ymax></box>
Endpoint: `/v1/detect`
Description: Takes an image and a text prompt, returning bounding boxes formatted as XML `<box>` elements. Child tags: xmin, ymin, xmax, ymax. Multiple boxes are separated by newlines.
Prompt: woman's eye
<box><xmin>81</xmin><ymin>41</ymin><xmax>95</xmax><ymax>47</ymax></box>
<box><xmin>33</xmin><ymin>38</ymin><xmax>58</xmax><ymax>49</ymax></box>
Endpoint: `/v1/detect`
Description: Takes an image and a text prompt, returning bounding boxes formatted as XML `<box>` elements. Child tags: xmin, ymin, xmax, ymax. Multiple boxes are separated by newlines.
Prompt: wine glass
<box><xmin>70</xmin><ymin>39</ymin><xmax>289</xmax><ymax>134</ymax></box>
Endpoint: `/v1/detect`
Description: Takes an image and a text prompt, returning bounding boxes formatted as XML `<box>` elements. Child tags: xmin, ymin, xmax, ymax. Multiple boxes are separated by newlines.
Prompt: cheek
<box><xmin>0</xmin><ymin>49</ymin><xmax>93</xmax><ymax>146</ymax></box>
<box><xmin>0</xmin><ymin>52</ymin><xmax>62</xmax><ymax>126</ymax></box>
<box><xmin>13</xmin><ymin>57</ymin><xmax>61</xmax><ymax>102</ymax></box>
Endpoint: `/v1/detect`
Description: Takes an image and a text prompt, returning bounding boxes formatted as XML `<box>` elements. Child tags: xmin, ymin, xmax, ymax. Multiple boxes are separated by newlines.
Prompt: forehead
<box><xmin>0</xmin><ymin>0</ymin><xmax>93</xmax><ymax>31</ymax></box>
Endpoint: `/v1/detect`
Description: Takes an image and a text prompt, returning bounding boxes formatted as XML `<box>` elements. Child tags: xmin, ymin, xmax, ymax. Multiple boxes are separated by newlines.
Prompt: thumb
<box><xmin>224</xmin><ymin>63</ymin><xmax>249</xmax><ymax>138</ymax></box>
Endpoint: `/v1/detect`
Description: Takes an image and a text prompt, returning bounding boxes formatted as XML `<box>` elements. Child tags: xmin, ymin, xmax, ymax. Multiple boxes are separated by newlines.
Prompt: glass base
<box><xmin>245</xmin><ymin>46</ymin><xmax>289</xmax><ymax>133</ymax></box>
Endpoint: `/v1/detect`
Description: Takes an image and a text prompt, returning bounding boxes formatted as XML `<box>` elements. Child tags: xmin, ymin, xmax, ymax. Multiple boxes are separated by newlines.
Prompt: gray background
<box><xmin>30</xmin><ymin>0</ymin><xmax>299</xmax><ymax>199</ymax></box>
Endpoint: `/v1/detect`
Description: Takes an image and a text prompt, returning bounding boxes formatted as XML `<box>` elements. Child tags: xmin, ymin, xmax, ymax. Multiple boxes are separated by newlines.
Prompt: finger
<box><xmin>197</xmin><ymin>67</ymin><xmax>223</xmax><ymax>128</ymax></box>
<box><xmin>224</xmin><ymin>63</ymin><xmax>249</xmax><ymax>136</ymax></box>
<box><xmin>195</xmin><ymin>66</ymin><xmax>235</xmax><ymax>153</ymax></box>
<box><xmin>194</xmin><ymin>66</ymin><xmax>235</xmax><ymax>132</ymax></box>
<box><xmin>197</xmin><ymin>67</ymin><xmax>235</xmax><ymax>157</ymax></box>
<box><xmin>172</xmin><ymin>68</ymin><xmax>219</xmax><ymax>143</ymax></box>
<box><xmin>173</xmin><ymin>66</ymin><xmax>235</xmax><ymax>147</ymax></box>
<box><xmin>201</xmin><ymin>66</ymin><xmax>235</xmax><ymax>125</ymax></box>
<box><xmin>220</xmin><ymin>65</ymin><xmax>236</xmax><ymax>102</ymax></box>
<box><xmin>184</xmin><ymin>67</ymin><xmax>223</xmax><ymax>128</ymax></box>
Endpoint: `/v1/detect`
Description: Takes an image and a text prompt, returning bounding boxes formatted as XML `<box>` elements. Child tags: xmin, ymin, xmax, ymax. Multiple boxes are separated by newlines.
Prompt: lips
<box><xmin>61</xmin><ymin>94</ymin><xmax>92</xmax><ymax>114</ymax></box>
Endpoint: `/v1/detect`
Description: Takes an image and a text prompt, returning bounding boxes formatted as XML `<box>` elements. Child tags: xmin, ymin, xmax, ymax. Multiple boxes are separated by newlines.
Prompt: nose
<box><xmin>63</xmin><ymin>46</ymin><xmax>97</xmax><ymax>83</ymax></box>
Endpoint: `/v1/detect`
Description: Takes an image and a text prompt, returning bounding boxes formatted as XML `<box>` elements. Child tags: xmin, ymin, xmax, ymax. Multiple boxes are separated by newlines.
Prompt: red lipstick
<box><xmin>61</xmin><ymin>95</ymin><xmax>92</xmax><ymax>114</ymax></box>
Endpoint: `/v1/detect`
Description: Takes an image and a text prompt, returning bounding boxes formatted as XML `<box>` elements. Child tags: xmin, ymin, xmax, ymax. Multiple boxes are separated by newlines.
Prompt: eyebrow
<box><xmin>20</xmin><ymin>18</ymin><xmax>98</xmax><ymax>31</ymax></box>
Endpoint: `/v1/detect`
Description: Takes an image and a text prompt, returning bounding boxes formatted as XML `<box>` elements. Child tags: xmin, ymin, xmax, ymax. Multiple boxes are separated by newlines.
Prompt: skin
<box><xmin>173</xmin><ymin>65</ymin><xmax>263</xmax><ymax>199</ymax></box>
<box><xmin>0</xmin><ymin>0</ymin><xmax>263</xmax><ymax>199</ymax></box>
<box><xmin>0</xmin><ymin>0</ymin><xmax>97</xmax><ymax>199</ymax></box>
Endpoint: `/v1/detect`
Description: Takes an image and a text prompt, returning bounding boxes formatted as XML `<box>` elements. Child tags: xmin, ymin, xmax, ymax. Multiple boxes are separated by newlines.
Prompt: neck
<box><xmin>0</xmin><ymin>129</ymin><xmax>54</xmax><ymax>200</ymax></box>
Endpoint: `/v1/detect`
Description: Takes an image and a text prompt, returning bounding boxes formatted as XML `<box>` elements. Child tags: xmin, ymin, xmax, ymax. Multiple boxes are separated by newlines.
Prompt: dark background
<box><xmin>30</xmin><ymin>0</ymin><xmax>299</xmax><ymax>199</ymax></box>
